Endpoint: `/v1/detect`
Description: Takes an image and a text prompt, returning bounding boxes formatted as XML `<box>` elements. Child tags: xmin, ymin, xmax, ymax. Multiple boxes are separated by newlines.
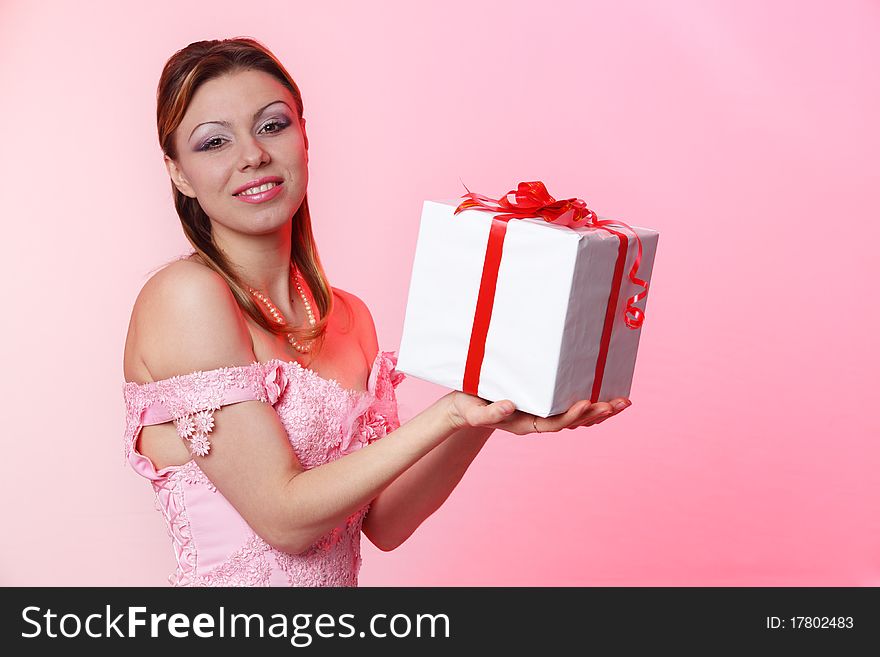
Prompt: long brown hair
<box><xmin>156</xmin><ymin>37</ymin><xmax>333</xmax><ymax>350</ymax></box>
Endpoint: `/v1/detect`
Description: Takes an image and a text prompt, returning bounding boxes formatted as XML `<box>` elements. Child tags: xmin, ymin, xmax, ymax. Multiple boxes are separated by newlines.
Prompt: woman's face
<box><xmin>165</xmin><ymin>68</ymin><xmax>308</xmax><ymax>237</ymax></box>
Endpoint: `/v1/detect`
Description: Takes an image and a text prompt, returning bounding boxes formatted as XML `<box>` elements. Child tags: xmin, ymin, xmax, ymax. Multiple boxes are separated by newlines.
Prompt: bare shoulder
<box><xmin>135</xmin><ymin>258</ymin><xmax>226</xmax><ymax>317</ymax></box>
<box><xmin>127</xmin><ymin>258</ymin><xmax>256</xmax><ymax>383</ymax></box>
<box><xmin>331</xmin><ymin>286</ymin><xmax>378</xmax><ymax>360</ymax></box>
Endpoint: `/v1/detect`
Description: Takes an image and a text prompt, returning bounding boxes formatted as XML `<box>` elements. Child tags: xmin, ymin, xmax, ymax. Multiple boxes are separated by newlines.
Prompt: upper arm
<box><xmin>133</xmin><ymin>261</ymin><xmax>307</xmax><ymax>550</ymax></box>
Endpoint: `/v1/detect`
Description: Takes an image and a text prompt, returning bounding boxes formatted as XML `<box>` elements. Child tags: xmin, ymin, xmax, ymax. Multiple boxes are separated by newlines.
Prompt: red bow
<box><xmin>455</xmin><ymin>180</ymin><xmax>597</xmax><ymax>227</ymax></box>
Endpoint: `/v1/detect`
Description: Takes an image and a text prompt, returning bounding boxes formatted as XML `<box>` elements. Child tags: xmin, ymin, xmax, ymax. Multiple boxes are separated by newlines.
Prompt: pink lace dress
<box><xmin>122</xmin><ymin>350</ymin><xmax>405</xmax><ymax>587</ymax></box>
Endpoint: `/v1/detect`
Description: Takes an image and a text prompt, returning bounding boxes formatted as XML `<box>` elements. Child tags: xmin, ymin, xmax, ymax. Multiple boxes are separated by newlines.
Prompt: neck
<box><xmin>211</xmin><ymin>220</ymin><xmax>295</xmax><ymax>304</ymax></box>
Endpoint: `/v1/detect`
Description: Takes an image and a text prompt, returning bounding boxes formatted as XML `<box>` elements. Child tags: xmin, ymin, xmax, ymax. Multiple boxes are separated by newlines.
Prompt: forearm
<box><xmin>276</xmin><ymin>396</ymin><xmax>457</xmax><ymax>553</ymax></box>
<box><xmin>362</xmin><ymin>424</ymin><xmax>494</xmax><ymax>551</ymax></box>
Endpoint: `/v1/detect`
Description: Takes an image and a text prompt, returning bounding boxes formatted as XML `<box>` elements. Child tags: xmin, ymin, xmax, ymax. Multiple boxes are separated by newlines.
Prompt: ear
<box><xmin>164</xmin><ymin>155</ymin><xmax>197</xmax><ymax>199</ymax></box>
<box><xmin>300</xmin><ymin>117</ymin><xmax>309</xmax><ymax>158</ymax></box>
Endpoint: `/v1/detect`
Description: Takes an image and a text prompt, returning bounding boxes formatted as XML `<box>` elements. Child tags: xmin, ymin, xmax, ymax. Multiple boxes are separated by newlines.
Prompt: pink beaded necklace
<box><xmin>246</xmin><ymin>266</ymin><xmax>317</xmax><ymax>353</ymax></box>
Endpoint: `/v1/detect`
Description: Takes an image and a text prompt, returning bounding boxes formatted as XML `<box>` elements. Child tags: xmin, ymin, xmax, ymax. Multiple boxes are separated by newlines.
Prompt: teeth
<box><xmin>238</xmin><ymin>181</ymin><xmax>279</xmax><ymax>196</ymax></box>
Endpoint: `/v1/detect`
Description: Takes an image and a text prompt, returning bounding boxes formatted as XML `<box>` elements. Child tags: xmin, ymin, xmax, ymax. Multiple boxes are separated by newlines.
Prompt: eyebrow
<box><xmin>189</xmin><ymin>100</ymin><xmax>292</xmax><ymax>139</ymax></box>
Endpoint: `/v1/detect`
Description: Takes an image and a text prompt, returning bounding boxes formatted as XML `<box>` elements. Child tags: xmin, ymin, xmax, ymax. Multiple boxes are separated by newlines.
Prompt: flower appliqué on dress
<box><xmin>263</xmin><ymin>361</ymin><xmax>288</xmax><ymax>405</ymax></box>
<box><xmin>175</xmin><ymin>415</ymin><xmax>195</xmax><ymax>439</ymax></box>
<box><xmin>343</xmin><ymin>408</ymin><xmax>391</xmax><ymax>455</ymax></box>
<box><xmin>361</xmin><ymin>409</ymin><xmax>389</xmax><ymax>444</ymax></box>
<box><xmin>175</xmin><ymin>409</ymin><xmax>215</xmax><ymax>457</ymax></box>
<box><xmin>180</xmin><ymin>460</ymin><xmax>217</xmax><ymax>492</ymax></box>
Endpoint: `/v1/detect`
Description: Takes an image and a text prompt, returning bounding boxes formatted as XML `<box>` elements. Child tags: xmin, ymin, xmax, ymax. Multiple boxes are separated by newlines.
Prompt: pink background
<box><xmin>1</xmin><ymin>0</ymin><xmax>877</xmax><ymax>586</ymax></box>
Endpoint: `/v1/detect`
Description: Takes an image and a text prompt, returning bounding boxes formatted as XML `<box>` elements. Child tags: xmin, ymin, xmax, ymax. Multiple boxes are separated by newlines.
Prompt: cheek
<box><xmin>279</xmin><ymin>131</ymin><xmax>308</xmax><ymax>159</ymax></box>
<box><xmin>291</xmin><ymin>148</ymin><xmax>309</xmax><ymax>176</ymax></box>
<box><xmin>193</xmin><ymin>164</ymin><xmax>233</xmax><ymax>199</ymax></box>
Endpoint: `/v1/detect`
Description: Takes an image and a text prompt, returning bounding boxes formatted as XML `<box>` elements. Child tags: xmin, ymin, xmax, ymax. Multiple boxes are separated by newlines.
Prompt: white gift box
<box><xmin>396</xmin><ymin>198</ymin><xmax>660</xmax><ymax>418</ymax></box>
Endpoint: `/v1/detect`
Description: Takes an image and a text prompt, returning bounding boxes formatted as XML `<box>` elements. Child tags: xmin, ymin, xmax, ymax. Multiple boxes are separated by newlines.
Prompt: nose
<box><xmin>238</xmin><ymin>135</ymin><xmax>270</xmax><ymax>169</ymax></box>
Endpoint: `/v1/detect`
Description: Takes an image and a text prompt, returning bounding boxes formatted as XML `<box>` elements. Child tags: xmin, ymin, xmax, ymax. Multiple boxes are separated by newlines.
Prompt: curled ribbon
<box><xmin>454</xmin><ymin>181</ymin><xmax>648</xmax><ymax>328</ymax></box>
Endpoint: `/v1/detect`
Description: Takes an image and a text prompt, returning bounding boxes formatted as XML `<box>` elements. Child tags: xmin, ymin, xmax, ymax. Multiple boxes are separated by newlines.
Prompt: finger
<box><xmin>575</xmin><ymin>402</ymin><xmax>615</xmax><ymax>428</ymax></box>
<box><xmin>589</xmin><ymin>399</ymin><xmax>631</xmax><ymax>426</ymax></box>
<box><xmin>563</xmin><ymin>400</ymin><xmax>598</xmax><ymax>430</ymax></box>
<box><xmin>477</xmin><ymin>399</ymin><xmax>516</xmax><ymax>426</ymax></box>
<box><xmin>540</xmin><ymin>400</ymin><xmax>592</xmax><ymax>432</ymax></box>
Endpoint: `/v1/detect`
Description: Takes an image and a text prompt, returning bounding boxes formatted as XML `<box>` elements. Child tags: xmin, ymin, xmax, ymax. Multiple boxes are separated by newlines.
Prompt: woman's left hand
<box><xmin>446</xmin><ymin>391</ymin><xmax>632</xmax><ymax>436</ymax></box>
<box><xmin>519</xmin><ymin>397</ymin><xmax>632</xmax><ymax>436</ymax></box>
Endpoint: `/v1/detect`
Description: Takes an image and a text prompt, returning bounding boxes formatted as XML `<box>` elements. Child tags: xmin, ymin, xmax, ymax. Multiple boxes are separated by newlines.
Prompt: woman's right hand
<box><xmin>444</xmin><ymin>390</ymin><xmax>630</xmax><ymax>436</ymax></box>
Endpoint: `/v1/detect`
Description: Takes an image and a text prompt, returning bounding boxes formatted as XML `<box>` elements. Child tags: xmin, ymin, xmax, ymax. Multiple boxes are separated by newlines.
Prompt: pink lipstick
<box><xmin>234</xmin><ymin>182</ymin><xmax>284</xmax><ymax>204</ymax></box>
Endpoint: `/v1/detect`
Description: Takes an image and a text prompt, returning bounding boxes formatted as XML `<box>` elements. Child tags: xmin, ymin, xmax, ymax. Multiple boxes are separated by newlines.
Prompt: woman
<box><xmin>122</xmin><ymin>37</ymin><xmax>631</xmax><ymax>587</ymax></box>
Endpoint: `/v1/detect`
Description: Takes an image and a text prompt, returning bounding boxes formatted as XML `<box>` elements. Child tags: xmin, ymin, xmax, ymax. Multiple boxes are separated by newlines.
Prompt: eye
<box><xmin>201</xmin><ymin>136</ymin><xmax>225</xmax><ymax>151</ymax></box>
<box><xmin>260</xmin><ymin>118</ymin><xmax>288</xmax><ymax>134</ymax></box>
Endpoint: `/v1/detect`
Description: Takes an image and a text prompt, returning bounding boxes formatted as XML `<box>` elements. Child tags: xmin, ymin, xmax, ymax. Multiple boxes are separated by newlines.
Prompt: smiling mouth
<box><xmin>234</xmin><ymin>181</ymin><xmax>282</xmax><ymax>196</ymax></box>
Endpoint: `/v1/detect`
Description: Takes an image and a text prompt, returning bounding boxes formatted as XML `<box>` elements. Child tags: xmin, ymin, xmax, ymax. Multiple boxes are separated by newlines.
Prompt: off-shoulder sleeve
<box><xmin>122</xmin><ymin>361</ymin><xmax>289</xmax><ymax>474</ymax></box>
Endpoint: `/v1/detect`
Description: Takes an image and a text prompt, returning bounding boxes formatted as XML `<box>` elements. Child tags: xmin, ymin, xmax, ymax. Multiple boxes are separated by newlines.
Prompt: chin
<box><xmin>251</xmin><ymin>211</ymin><xmax>296</xmax><ymax>234</ymax></box>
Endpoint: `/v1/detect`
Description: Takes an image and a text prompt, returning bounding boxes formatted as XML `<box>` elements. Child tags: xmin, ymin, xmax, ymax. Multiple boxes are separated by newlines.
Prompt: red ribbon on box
<box><xmin>453</xmin><ymin>181</ymin><xmax>650</xmax><ymax>404</ymax></box>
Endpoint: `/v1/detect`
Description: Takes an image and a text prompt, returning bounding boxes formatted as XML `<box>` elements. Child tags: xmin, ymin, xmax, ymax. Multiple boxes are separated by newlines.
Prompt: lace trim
<box><xmin>123</xmin><ymin>360</ymin><xmax>288</xmax><ymax>462</ymax></box>
<box><xmin>179</xmin><ymin>460</ymin><xmax>216</xmax><ymax>492</ymax></box>
<box><xmin>151</xmin><ymin>474</ymin><xmax>197</xmax><ymax>586</ymax></box>
<box><xmin>189</xmin><ymin>534</ymin><xmax>274</xmax><ymax>587</ymax></box>
<box><xmin>172</xmin><ymin>518</ymin><xmax>370</xmax><ymax>587</ymax></box>
<box><xmin>174</xmin><ymin>409</ymin><xmax>215</xmax><ymax>456</ymax></box>
<box><xmin>262</xmin><ymin>507</ymin><xmax>368</xmax><ymax>587</ymax></box>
